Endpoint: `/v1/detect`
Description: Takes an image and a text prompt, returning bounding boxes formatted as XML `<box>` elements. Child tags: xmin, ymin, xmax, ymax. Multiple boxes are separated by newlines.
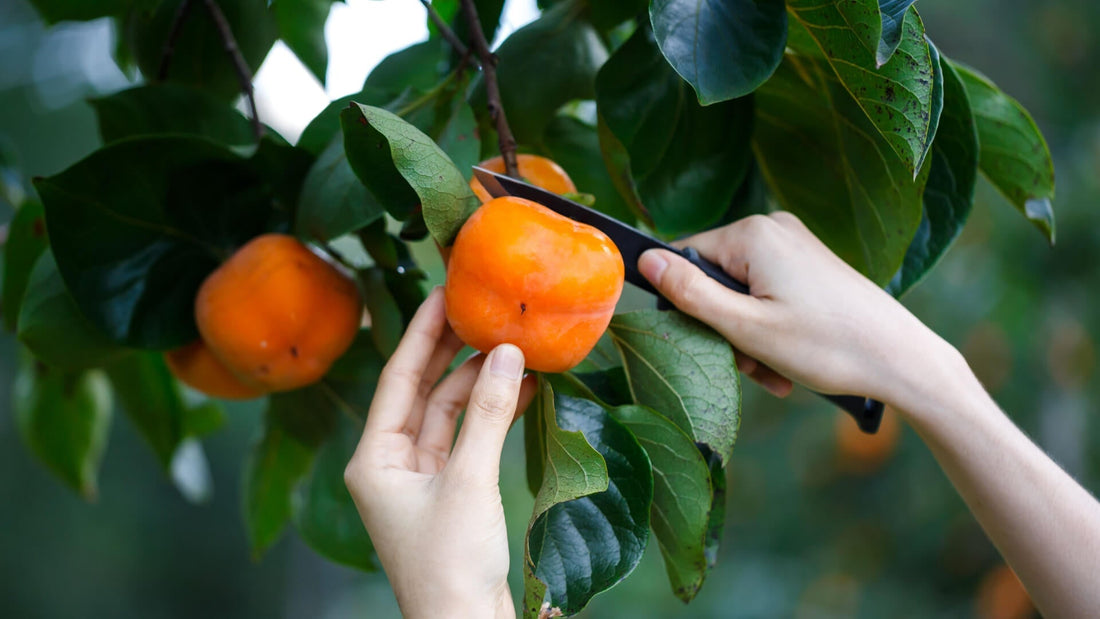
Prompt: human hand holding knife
<box><xmin>472</xmin><ymin>166</ymin><xmax>885</xmax><ymax>434</ymax></box>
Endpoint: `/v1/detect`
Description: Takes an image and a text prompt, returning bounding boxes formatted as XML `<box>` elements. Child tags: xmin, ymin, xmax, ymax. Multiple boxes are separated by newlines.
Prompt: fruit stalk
<box><xmin>459</xmin><ymin>0</ymin><xmax>519</xmax><ymax>178</ymax></box>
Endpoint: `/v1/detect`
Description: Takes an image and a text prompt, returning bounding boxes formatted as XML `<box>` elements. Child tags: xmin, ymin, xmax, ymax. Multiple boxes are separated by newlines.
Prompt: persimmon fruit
<box><xmin>836</xmin><ymin>407</ymin><xmax>900</xmax><ymax>473</ymax></box>
<box><xmin>444</xmin><ymin>196</ymin><xmax>624</xmax><ymax>373</ymax></box>
<box><xmin>195</xmin><ymin>234</ymin><xmax>362</xmax><ymax>392</ymax></box>
<box><xmin>470</xmin><ymin>154</ymin><xmax>577</xmax><ymax>203</ymax></box>
<box><xmin>164</xmin><ymin>340</ymin><xmax>266</xmax><ymax>400</ymax></box>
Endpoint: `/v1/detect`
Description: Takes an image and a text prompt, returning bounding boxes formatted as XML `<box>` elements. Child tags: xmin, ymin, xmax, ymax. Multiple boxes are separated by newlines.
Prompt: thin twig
<box><xmin>419</xmin><ymin>0</ymin><xmax>472</xmax><ymax>60</ymax></box>
<box><xmin>157</xmin><ymin>0</ymin><xmax>196</xmax><ymax>81</ymax></box>
<box><xmin>201</xmin><ymin>0</ymin><xmax>263</xmax><ymax>141</ymax></box>
<box><xmin>459</xmin><ymin>0</ymin><xmax>519</xmax><ymax>178</ymax></box>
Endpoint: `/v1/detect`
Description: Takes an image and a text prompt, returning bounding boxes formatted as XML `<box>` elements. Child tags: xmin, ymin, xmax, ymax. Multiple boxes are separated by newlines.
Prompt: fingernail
<box><xmin>490</xmin><ymin>344</ymin><xmax>524</xmax><ymax>380</ymax></box>
<box><xmin>638</xmin><ymin>250</ymin><xmax>669</xmax><ymax>284</ymax></box>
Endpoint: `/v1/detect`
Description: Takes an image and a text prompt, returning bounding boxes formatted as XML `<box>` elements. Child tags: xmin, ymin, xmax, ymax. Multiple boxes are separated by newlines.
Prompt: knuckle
<box><xmin>471</xmin><ymin>388</ymin><xmax>516</xmax><ymax>423</ymax></box>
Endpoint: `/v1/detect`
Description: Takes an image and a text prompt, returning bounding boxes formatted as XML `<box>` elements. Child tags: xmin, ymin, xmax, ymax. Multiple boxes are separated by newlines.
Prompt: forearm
<box><xmin>891</xmin><ymin>343</ymin><xmax>1100</xmax><ymax>618</ymax></box>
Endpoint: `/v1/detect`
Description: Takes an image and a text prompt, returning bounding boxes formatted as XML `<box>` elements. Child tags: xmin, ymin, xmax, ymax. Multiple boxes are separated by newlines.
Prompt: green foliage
<box><xmin>649</xmin><ymin>0</ymin><xmax>787</xmax><ymax>104</ymax></box>
<box><xmin>5</xmin><ymin>0</ymin><xmax>1063</xmax><ymax>614</ymax></box>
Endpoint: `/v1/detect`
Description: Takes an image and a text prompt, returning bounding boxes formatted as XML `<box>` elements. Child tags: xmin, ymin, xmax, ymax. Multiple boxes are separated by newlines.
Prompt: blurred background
<box><xmin>1</xmin><ymin>0</ymin><xmax>1097</xmax><ymax>616</ymax></box>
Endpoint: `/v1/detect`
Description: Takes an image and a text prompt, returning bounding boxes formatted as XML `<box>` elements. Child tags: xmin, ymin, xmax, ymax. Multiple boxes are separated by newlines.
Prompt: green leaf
<box><xmin>360</xmin><ymin>267</ymin><xmax>403</xmax><ymax>358</ymax></box>
<box><xmin>573</xmin><ymin>366</ymin><xmax>632</xmax><ymax>407</ymax></box>
<box><xmin>14</xmin><ymin>357</ymin><xmax>113</xmax><ymax>501</ymax></box>
<box><xmin>608</xmin><ymin>309</ymin><xmax>740</xmax><ymax>465</ymax></box>
<box><xmin>787</xmin><ymin>1</ymin><xmax>936</xmax><ymax>172</ymax></box>
<box><xmin>341</xmin><ymin>103</ymin><xmax>479</xmax><ymax>246</ymax></box>
<box><xmin>482</xmin><ymin>2</ymin><xmax>608</xmax><ymax>145</ymax></box>
<box><xmin>181</xmin><ymin>401</ymin><xmax>227</xmax><ymax>438</ymax></box>
<box><xmin>2</xmin><ymin>200</ymin><xmax>49</xmax><ymax>331</ymax></box>
<box><xmin>363</xmin><ymin>39</ymin><xmax>450</xmax><ymax>95</ymax></box>
<box><xmin>649</xmin><ymin>0</ymin><xmax>787</xmax><ymax>104</ymax></box>
<box><xmin>104</xmin><ymin>352</ymin><xmax>189</xmax><ymax>469</ymax></box>
<box><xmin>243</xmin><ymin>408</ymin><xmax>317</xmax><ymax>558</ymax></box>
<box><xmin>292</xmin><ymin>415</ymin><xmax>378</xmax><ymax>571</ymax></box>
<box><xmin>248</xmin><ymin>136</ymin><xmax>315</xmax><ymax>220</ymax></box>
<box><xmin>405</xmin><ymin>83</ymin><xmax>482</xmax><ymax>181</ymax></box>
<box><xmin>295</xmin><ymin>136</ymin><xmax>385</xmax><ymax>242</ymax></box>
<box><xmin>887</xmin><ymin>56</ymin><xmax>978</xmax><ymax>297</ymax></box>
<box><xmin>540</xmin><ymin>115</ymin><xmax>634</xmax><ymax>225</ymax></box>
<box><xmin>34</xmin><ymin>136</ymin><xmax>277</xmax><ymax>349</ymax></box>
<box><xmin>877</xmin><ymin>0</ymin><xmax>919</xmax><ymax>66</ymax></box>
<box><xmin>703</xmin><ymin>450</ymin><xmax>726</xmax><ymax>568</ymax></box>
<box><xmin>124</xmin><ymin>0</ymin><xmax>278</xmax><ymax>101</ymax></box>
<box><xmin>18</xmin><ymin>252</ymin><xmax>129</xmax><ymax>370</ymax></box>
<box><xmin>588</xmin><ymin>0</ymin><xmax>646</xmax><ymax>31</ymax></box>
<box><xmin>28</xmin><ymin>0</ymin><xmax>141</xmax><ymax>23</ymax></box>
<box><xmin>753</xmin><ymin>55</ymin><xmax>929</xmax><ymax>285</ymax></box>
<box><xmin>952</xmin><ymin>61</ymin><xmax>1056</xmax><ymax>243</ymax></box>
<box><xmin>596</xmin><ymin>25</ymin><xmax>753</xmax><ymax>236</ymax></box>
<box><xmin>524</xmin><ymin>377</ymin><xmax>651</xmax><ymax>616</ymax></box>
<box><xmin>297</xmin><ymin>88</ymin><xmax>397</xmax><ymax>156</ymax></box>
<box><xmin>88</xmin><ymin>83</ymin><xmax>255</xmax><ymax>146</ymax></box>
<box><xmin>610</xmin><ymin>404</ymin><xmax>714</xmax><ymax>602</ymax></box>
<box><xmin>274</xmin><ymin>0</ymin><xmax>335</xmax><ymax>85</ymax></box>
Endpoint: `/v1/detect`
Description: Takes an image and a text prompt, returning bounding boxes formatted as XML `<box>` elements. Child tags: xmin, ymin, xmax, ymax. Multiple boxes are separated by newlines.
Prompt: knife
<box><xmin>472</xmin><ymin>166</ymin><xmax>885</xmax><ymax>434</ymax></box>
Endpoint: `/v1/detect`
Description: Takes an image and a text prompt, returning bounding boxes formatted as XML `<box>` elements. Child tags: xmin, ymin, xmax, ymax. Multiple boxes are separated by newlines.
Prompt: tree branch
<box><xmin>201</xmin><ymin>0</ymin><xmax>263</xmax><ymax>141</ymax></box>
<box><xmin>419</xmin><ymin>0</ymin><xmax>471</xmax><ymax>60</ymax></box>
<box><xmin>157</xmin><ymin>0</ymin><xmax>195</xmax><ymax>81</ymax></box>
<box><xmin>459</xmin><ymin>0</ymin><xmax>518</xmax><ymax>178</ymax></box>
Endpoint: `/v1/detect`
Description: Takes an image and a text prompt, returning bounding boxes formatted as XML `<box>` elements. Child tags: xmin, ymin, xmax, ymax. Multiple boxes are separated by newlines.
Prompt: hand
<box><xmin>344</xmin><ymin>288</ymin><xmax>537</xmax><ymax>619</ymax></box>
<box><xmin>637</xmin><ymin>212</ymin><xmax>963</xmax><ymax>406</ymax></box>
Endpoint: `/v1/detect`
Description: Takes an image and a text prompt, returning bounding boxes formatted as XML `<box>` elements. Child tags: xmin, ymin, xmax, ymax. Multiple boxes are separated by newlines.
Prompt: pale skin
<box><xmin>345</xmin><ymin>212</ymin><xmax>1100</xmax><ymax>618</ymax></box>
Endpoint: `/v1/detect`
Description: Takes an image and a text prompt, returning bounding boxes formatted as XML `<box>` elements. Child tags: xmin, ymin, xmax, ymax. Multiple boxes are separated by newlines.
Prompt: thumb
<box><xmin>638</xmin><ymin>248</ymin><xmax>762</xmax><ymax>336</ymax></box>
<box><xmin>447</xmin><ymin>344</ymin><xmax>525</xmax><ymax>482</ymax></box>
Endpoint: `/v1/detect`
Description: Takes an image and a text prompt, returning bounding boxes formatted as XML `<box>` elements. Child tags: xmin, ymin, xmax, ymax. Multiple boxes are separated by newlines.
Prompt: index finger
<box><xmin>363</xmin><ymin>288</ymin><xmax>449</xmax><ymax>436</ymax></box>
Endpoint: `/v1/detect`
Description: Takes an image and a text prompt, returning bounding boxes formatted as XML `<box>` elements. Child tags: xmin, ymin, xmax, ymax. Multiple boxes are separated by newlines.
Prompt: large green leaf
<box><xmin>296</xmin><ymin>88</ymin><xmax>396</xmax><ymax>156</ymax></box>
<box><xmin>341</xmin><ymin>103</ymin><xmax>479</xmax><ymax>246</ymax></box>
<box><xmin>539</xmin><ymin>115</ymin><xmax>634</xmax><ymax>225</ymax></box>
<box><xmin>125</xmin><ymin>0</ymin><xmax>278</xmax><ymax>101</ymax></box>
<box><xmin>787</xmin><ymin>1</ymin><xmax>935</xmax><ymax>172</ymax></box>
<box><xmin>104</xmin><ymin>352</ymin><xmax>189</xmax><ymax>470</ymax></box>
<box><xmin>480</xmin><ymin>2</ymin><xmax>608</xmax><ymax>145</ymax></box>
<box><xmin>14</xmin><ymin>358</ymin><xmax>113</xmax><ymax>501</ymax></box>
<box><xmin>362</xmin><ymin>39</ymin><xmax>450</xmax><ymax>95</ymax></box>
<box><xmin>292</xmin><ymin>416</ymin><xmax>378</xmax><ymax>571</ymax></box>
<box><xmin>753</xmin><ymin>55</ymin><xmax>929</xmax><ymax>285</ymax></box>
<box><xmin>596</xmin><ymin>25</ymin><xmax>753</xmax><ymax>236</ymax></box>
<box><xmin>524</xmin><ymin>378</ymin><xmax>652</xmax><ymax>617</ymax></box>
<box><xmin>610</xmin><ymin>404</ymin><xmax>714</xmax><ymax>602</ymax></box>
<box><xmin>34</xmin><ymin>136</ymin><xmax>277</xmax><ymax>349</ymax></box>
<box><xmin>2</xmin><ymin>200</ymin><xmax>49</xmax><ymax>331</ymax></box>
<box><xmin>18</xmin><ymin>252</ymin><xmax>129</xmax><ymax>370</ymax></box>
<box><xmin>649</xmin><ymin>0</ymin><xmax>787</xmax><ymax>104</ymax></box>
<box><xmin>877</xmin><ymin>0</ymin><xmax>919</xmax><ymax>66</ymax></box>
<box><xmin>952</xmin><ymin>62</ymin><xmax>1056</xmax><ymax>243</ymax></box>
<box><xmin>608</xmin><ymin>309</ymin><xmax>740</xmax><ymax>465</ymax></box>
<box><xmin>887</xmin><ymin>57</ymin><xmax>978</xmax><ymax>297</ymax></box>
<box><xmin>243</xmin><ymin>409</ymin><xmax>316</xmax><ymax>558</ymax></box>
<box><xmin>295</xmin><ymin>136</ymin><xmax>384</xmax><ymax>242</ymax></box>
<box><xmin>88</xmin><ymin>83</ymin><xmax>255</xmax><ymax>146</ymax></box>
<box><xmin>273</xmin><ymin>0</ymin><xmax>335</xmax><ymax>85</ymax></box>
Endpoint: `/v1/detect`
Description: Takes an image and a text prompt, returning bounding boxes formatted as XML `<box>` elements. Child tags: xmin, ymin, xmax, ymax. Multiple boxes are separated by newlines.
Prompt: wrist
<box><xmin>396</xmin><ymin>581</ymin><xmax>514</xmax><ymax>619</ymax></box>
<box><xmin>881</xmin><ymin>330</ymin><xmax>983</xmax><ymax>427</ymax></box>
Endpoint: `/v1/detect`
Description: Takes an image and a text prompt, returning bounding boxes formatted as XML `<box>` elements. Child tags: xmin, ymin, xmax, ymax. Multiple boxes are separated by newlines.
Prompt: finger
<box><xmin>747</xmin><ymin>361</ymin><xmax>794</xmax><ymax>398</ymax></box>
<box><xmin>638</xmin><ymin>248</ymin><xmax>764</xmax><ymax>341</ymax></box>
<box><xmin>364</xmin><ymin>288</ymin><xmax>448</xmax><ymax>435</ymax></box>
<box><xmin>446</xmin><ymin>344</ymin><xmax>526</xmax><ymax>483</ymax></box>
<box><xmin>734</xmin><ymin>350</ymin><xmax>758</xmax><ymax>375</ymax></box>
<box><xmin>402</xmin><ymin>325</ymin><xmax>468</xmax><ymax>437</ymax></box>
<box><xmin>416</xmin><ymin>353</ymin><xmax>486</xmax><ymax>459</ymax></box>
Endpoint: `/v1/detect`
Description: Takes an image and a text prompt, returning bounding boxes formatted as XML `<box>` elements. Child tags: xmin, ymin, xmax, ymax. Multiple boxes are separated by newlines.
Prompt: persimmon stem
<box><xmin>459</xmin><ymin>0</ymin><xmax>519</xmax><ymax>178</ymax></box>
<box><xmin>200</xmin><ymin>0</ymin><xmax>264</xmax><ymax>142</ymax></box>
<box><xmin>419</xmin><ymin>0</ymin><xmax>472</xmax><ymax>60</ymax></box>
<box><xmin>157</xmin><ymin>0</ymin><xmax>195</xmax><ymax>81</ymax></box>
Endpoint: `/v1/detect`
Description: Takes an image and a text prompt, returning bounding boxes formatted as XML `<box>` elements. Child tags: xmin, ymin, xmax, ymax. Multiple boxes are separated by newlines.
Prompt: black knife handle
<box><xmin>656</xmin><ymin>247</ymin><xmax>885</xmax><ymax>435</ymax></box>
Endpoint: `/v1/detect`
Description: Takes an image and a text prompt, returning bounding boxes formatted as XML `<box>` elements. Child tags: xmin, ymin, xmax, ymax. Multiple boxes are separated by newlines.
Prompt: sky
<box><xmin>254</xmin><ymin>0</ymin><xmax>541</xmax><ymax>142</ymax></box>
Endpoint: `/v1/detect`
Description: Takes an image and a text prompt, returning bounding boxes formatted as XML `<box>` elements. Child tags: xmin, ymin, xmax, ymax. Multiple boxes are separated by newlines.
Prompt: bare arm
<box><xmin>639</xmin><ymin>212</ymin><xmax>1100</xmax><ymax>618</ymax></box>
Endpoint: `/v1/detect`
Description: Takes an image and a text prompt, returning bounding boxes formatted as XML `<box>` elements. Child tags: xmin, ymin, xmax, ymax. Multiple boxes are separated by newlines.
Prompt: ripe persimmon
<box><xmin>164</xmin><ymin>340</ymin><xmax>266</xmax><ymax>400</ymax></box>
<box><xmin>470</xmin><ymin>154</ymin><xmax>577</xmax><ymax>203</ymax></box>
<box><xmin>444</xmin><ymin>196</ymin><xmax>624</xmax><ymax>373</ymax></box>
<box><xmin>195</xmin><ymin>234</ymin><xmax>362</xmax><ymax>392</ymax></box>
<box><xmin>976</xmin><ymin>564</ymin><xmax>1034</xmax><ymax>619</ymax></box>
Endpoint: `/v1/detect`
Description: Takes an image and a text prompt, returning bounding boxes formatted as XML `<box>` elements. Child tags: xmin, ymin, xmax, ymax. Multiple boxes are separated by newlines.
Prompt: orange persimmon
<box><xmin>470</xmin><ymin>154</ymin><xmax>577</xmax><ymax>203</ymax></box>
<box><xmin>164</xmin><ymin>340</ymin><xmax>266</xmax><ymax>400</ymax></box>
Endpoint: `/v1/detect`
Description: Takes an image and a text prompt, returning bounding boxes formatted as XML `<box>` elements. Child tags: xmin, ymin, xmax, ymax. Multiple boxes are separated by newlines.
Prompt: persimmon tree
<box><xmin>2</xmin><ymin>0</ymin><xmax>1055</xmax><ymax>616</ymax></box>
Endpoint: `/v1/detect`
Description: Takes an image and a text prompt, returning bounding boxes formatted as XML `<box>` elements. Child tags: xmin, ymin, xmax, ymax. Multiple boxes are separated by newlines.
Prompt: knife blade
<box><xmin>470</xmin><ymin>166</ymin><xmax>885</xmax><ymax>434</ymax></box>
